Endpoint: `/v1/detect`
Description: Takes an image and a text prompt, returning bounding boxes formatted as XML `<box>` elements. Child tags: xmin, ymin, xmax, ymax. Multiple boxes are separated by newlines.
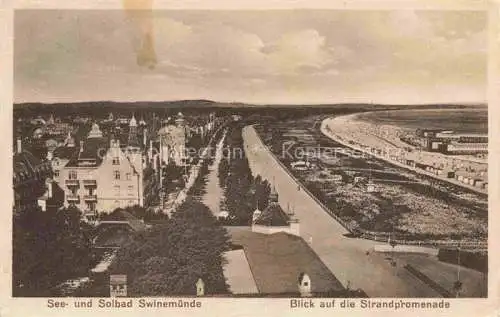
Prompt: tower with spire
<box><xmin>48</xmin><ymin>114</ymin><xmax>55</xmax><ymax>125</ymax></box>
<box><xmin>127</xmin><ymin>114</ymin><xmax>140</xmax><ymax>149</ymax></box>
<box><xmin>127</xmin><ymin>113</ymin><xmax>143</xmax><ymax>206</ymax></box>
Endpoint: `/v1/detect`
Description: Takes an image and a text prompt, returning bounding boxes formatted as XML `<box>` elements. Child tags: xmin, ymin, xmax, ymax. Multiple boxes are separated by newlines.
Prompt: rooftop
<box><xmin>53</xmin><ymin>146</ymin><xmax>78</xmax><ymax>160</ymax></box>
<box><xmin>65</xmin><ymin>137</ymin><xmax>109</xmax><ymax>168</ymax></box>
<box><xmin>227</xmin><ymin>227</ymin><xmax>344</xmax><ymax>294</ymax></box>
<box><xmin>253</xmin><ymin>204</ymin><xmax>290</xmax><ymax>226</ymax></box>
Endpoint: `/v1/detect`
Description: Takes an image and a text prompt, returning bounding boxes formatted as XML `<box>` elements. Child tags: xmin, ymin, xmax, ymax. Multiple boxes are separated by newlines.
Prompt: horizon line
<box><xmin>13</xmin><ymin>99</ymin><xmax>488</xmax><ymax>107</ymax></box>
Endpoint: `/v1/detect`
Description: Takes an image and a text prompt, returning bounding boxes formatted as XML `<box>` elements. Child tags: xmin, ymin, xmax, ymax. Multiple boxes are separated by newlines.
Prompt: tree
<box><xmin>110</xmin><ymin>199</ymin><xmax>230</xmax><ymax>296</ymax></box>
<box><xmin>218</xmin><ymin>157</ymin><xmax>229</xmax><ymax>188</ymax></box>
<box><xmin>253</xmin><ymin>176</ymin><xmax>271</xmax><ymax>210</ymax></box>
<box><xmin>13</xmin><ymin>206</ymin><xmax>93</xmax><ymax>296</ymax></box>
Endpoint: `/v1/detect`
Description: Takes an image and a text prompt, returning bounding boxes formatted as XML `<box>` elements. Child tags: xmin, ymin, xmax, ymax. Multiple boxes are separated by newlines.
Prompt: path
<box><xmin>242</xmin><ymin>125</ymin><xmax>440</xmax><ymax>297</ymax></box>
<box><xmin>202</xmin><ymin>129</ymin><xmax>227</xmax><ymax>216</ymax></box>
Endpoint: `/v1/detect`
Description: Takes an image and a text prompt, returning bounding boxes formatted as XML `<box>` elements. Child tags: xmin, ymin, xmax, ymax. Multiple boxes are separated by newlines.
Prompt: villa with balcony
<box><xmin>57</xmin><ymin>119</ymin><xmax>144</xmax><ymax>218</ymax></box>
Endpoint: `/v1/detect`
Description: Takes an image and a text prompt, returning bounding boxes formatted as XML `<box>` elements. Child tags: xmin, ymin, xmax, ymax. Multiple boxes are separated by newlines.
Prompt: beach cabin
<box><xmin>354</xmin><ymin>176</ymin><xmax>366</xmax><ymax>184</ymax></box>
<box><xmin>405</xmin><ymin>159</ymin><xmax>415</xmax><ymax>167</ymax></box>
<box><xmin>474</xmin><ymin>180</ymin><xmax>484</xmax><ymax>188</ymax></box>
<box><xmin>291</xmin><ymin>161</ymin><xmax>309</xmax><ymax>171</ymax></box>
<box><xmin>366</xmin><ymin>182</ymin><xmax>377</xmax><ymax>193</ymax></box>
<box><xmin>331</xmin><ymin>174</ymin><xmax>343</xmax><ymax>183</ymax></box>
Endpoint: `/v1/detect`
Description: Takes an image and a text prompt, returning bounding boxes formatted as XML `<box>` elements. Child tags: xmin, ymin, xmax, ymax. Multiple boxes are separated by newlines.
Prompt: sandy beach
<box><xmin>324</xmin><ymin>111</ymin><xmax>487</xmax><ymax>175</ymax></box>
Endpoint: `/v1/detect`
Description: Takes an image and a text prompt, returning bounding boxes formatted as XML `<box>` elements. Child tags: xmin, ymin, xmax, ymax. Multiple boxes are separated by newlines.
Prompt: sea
<box><xmin>356</xmin><ymin>108</ymin><xmax>488</xmax><ymax>134</ymax></box>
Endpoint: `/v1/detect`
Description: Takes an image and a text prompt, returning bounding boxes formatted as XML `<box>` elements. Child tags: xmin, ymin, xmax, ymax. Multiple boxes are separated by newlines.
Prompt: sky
<box><xmin>14</xmin><ymin>9</ymin><xmax>487</xmax><ymax>104</ymax></box>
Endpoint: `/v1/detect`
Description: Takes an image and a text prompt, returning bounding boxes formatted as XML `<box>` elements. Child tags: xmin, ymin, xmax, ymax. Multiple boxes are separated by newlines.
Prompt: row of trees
<box><xmin>218</xmin><ymin>123</ymin><xmax>271</xmax><ymax>225</ymax></box>
<box><xmin>109</xmin><ymin>199</ymin><xmax>230</xmax><ymax>296</ymax></box>
<box><xmin>13</xmin><ymin>206</ymin><xmax>95</xmax><ymax>296</ymax></box>
<box><xmin>99</xmin><ymin>205</ymin><xmax>170</xmax><ymax>223</ymax></box>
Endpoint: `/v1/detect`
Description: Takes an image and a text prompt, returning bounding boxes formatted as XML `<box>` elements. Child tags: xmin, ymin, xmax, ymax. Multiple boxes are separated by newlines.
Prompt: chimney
<box><xmin>79</xmin><ymin>140</ymin><xmax>84</xmax><ymax>153</ymax></box>
<box><xmin>298</xmin><ymin>273</ymin><xmax>312</xmax><ymax>297</ymax></box>
<box><xmin>47</xmin><ymin>180</ymin><xmax>53</xmax><ymax>198</ymax></box>
<box><xmin>16</xmin><ymin>138</ymin><xmax>22</xmax><ymax>154</ymax></box>
<box><xmin>196</xmin><ymin>278</ymin><xmax>205</xmax><ymax>296</ymax></box>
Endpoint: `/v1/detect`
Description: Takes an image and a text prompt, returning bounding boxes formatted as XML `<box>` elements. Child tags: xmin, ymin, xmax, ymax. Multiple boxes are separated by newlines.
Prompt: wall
<box><xmin>60</xmin><ymin>146</ymin><xmax>143</xmax><ymax>214</ymax></box>
<box><xmin>251</xmin><ymin>224</ymin><xmax>300</xmax><ymax>237</ymax></box>
<box><xmin>96</xmin><ymin>146</ymin><xmax>141</xmax><ymax>213</ymax></box>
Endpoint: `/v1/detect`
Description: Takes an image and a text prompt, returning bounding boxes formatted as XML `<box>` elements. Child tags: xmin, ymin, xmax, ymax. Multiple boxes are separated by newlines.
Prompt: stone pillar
<box><xmin>196</xmin><ymin>278</ymin><xmax>205</xmax><ymax>296</ymax></box>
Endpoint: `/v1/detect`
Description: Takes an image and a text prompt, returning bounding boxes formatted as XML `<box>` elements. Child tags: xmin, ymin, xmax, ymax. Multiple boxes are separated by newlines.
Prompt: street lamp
<box><xmin>453</xmin><ymin>243</ymin><xmax>462</xmax><ymax>297</ymax></box>
<box><xmin>389</xmin><ymin>221</ymin><xmax>397</xmax><ymax>270</ymax></box>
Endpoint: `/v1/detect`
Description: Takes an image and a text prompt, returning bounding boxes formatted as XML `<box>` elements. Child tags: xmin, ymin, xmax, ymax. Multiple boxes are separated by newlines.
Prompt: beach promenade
<box><xmin>321</xmin><ymin>116</ymin><xmax>487</xmax><ymax>195</ymax></box>
<box><xmin>242</xmin><ymin>125</ymin><xmax>441</xmax><ymax>297</ymax></box>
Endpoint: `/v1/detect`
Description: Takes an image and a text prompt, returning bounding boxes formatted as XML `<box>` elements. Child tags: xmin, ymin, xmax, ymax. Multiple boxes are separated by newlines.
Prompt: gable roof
<box><xmin>254</xmin><ymin>203</ymin><xmax>290</xmax><ymax>226</ymax></box>
<box><xmin>65</xmin><ymin>137</ymin><xmax>109</xmax><ymax>168</ymax></box>
<box><xmin>53</xmin><ymin>146</ymin><xmax>78</xmax><ymax>160</ymax></box>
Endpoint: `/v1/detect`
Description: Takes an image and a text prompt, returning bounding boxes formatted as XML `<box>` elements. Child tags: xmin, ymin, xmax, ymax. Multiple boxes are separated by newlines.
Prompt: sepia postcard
<box><xmin>1</xmin><ymin>0</ymin><xmax>499</xmax><ymax>316</ymax></box>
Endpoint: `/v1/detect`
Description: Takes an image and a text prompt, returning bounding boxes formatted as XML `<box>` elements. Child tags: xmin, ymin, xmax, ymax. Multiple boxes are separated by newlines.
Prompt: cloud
<box><xmin>14</xmin><ymin>10</ymin><xmax>487</xmax><ymax>104</ymax></box>
<box><xmin>151</xmin><ymin>24</ymin><xmax>336</xmax><ymax>79</ymax></box>
<box><xmin>265</xmin><ymin>29</ymin><xmax>332</xmax><ymax>74</ymax></box>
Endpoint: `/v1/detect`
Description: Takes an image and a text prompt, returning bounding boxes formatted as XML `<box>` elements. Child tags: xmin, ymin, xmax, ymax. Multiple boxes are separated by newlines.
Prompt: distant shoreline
<box><xmin>353</xmin><ymin>108</ymin><xmax>488</xmax><ymax>135</ymax></box>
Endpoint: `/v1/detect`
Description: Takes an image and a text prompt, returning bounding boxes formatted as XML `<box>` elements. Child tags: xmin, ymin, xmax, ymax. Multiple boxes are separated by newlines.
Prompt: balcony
<box><xmin>67</xmin><ymin>194</ymin><xmax>80</xmax><ymax>202</ymax></box>
<box><xmin>82</xmin><ymin>179</ymin><xmax>97</xmax><ymax>187</ymax></box>
<box><xmin>65</xmin><ymin>179</ymin><xmax>80</xmax><ymax>187</ymax></box>
<box><xmin>83</xmin><ymin>194</ymin><xmax>97</xmax><ymax>202</ymax></box>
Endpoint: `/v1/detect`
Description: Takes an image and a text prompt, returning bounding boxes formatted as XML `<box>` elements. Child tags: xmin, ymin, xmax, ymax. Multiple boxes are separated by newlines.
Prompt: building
<box><xmin>110</xmin><ymin>275</ymin><xmax>127</xmax><ymax>297</ymax></box>
<box><xmin>366</xmin><ymin>181</ymin><xmax>377</xmax><ymax>193</ymax></box>
<box><xmin>412</xmin><ymin>129</ymin><xmax>488</xmax><ymax>155</ymax></box>
<box><xmin>37</xmin><ymin>178</ymin><xmax>65</xmax><ymax>212</ymax></box>
<box><xmin>225</xmin><ymin>227</ymin><xmax>347</xmax><ymax>296</ymax></box>
<box><xmin>446</xmin><ymin>142</ymin><xmax>488</xmax><ymax>155</ymax></box>
<box><xmin>58</xmin><ymin>119</ymin><xmax>144</xmax><ymax>216</ymax></box>
<box><xmin>49</xmin><ymin>132</ymin><xmax>78</xmax><ymax>182</ymax></box>
<box><xmin>157</xmin><ymin>112</ymin><xmax>189</xmax><ymax>166</ymax></box>
<box><xmin>45</xmin><ymin>122</ymin><xmax>73</xmax><ymax>137</ymax></box>
<box><xmin>13</xmin><ymin>138</ymin><xmax>53</xmax><ymax>213</ymax></box>
<box><xmin>251</xmin><ymin>186</ymin><xmax>300</xmax><ymax>236</ymax></box>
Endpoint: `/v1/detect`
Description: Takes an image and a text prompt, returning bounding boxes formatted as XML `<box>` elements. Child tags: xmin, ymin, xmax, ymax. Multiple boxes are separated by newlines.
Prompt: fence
<box><xmin>251</xmin><ymin>125</ymin><xmax>487</xmax><ymax>251</ymax></box>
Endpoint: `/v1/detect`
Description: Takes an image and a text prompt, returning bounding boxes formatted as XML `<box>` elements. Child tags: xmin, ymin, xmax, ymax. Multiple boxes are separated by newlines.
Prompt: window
<box><xmin>69</xmin><ymin>170</ymin><xmax>77</xmax><ymax>180</ymax></box>
<box><xmin>126</xmin><ymin>173</ymin><xmax>131</xmax><ymax>180</ymax></box>
<box><xmin>114</xmin><ymin>170</ymin><xmax>120</xmax><ymax>180</ymax></box>
<box><xmin>54</xmin><ymin>170</ymin><xmax>60</xmax><ymax>177</ymax></box>
<box><xmin>112</xmin><ymin>157</ymin><xmax>120</xmax><ymax>165</ymax></box>
<box><xmin>127</xmin><ymin>185</ymin><xmax>134</xmax><ymax>196</ymax></box>
<box><xmin>113</xmin><ymin>186</ymin><xmax>120</xmax><ymax>196</ymax></box>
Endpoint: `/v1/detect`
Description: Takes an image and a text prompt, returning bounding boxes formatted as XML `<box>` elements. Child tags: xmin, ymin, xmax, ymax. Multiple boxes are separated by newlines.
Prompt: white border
<box><xmin>1</xmin><ymin>1</ymin><xmax>499</xmax><ymax>317</ymax></box>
